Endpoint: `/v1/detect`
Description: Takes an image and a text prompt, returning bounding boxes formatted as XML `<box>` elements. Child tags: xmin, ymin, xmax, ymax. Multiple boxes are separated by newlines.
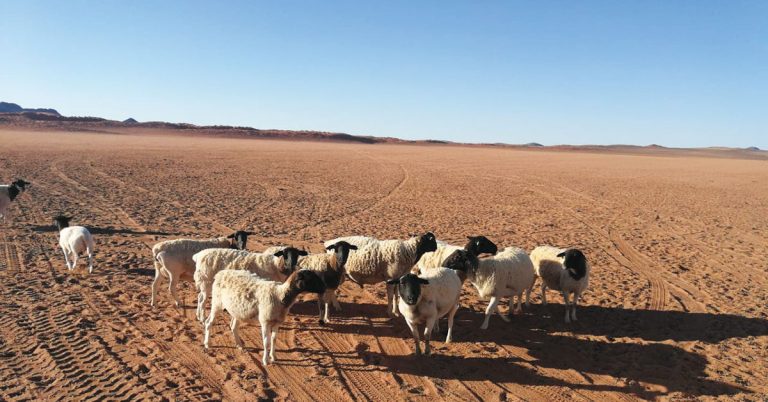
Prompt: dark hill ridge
<box><xmin>1</xmin><ymin>101</ymin><xmax>765</xmax><ymax>160</ymax></box>
<box><xmin>0</xmin><ymin>102</ymin><xmax>60</xmax><ymax>116</ymax></box>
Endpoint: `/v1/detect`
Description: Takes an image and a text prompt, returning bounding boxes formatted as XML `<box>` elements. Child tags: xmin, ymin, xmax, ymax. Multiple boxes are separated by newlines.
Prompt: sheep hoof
<box><xmin>318</xmin><ymin>319</ymin><xmax>326</xmax><ymax>326</ymax></box>
<box><xmin>500</xmin><ymin>314</ymin><xmax>511</xmax><ymax>322</ymax></box>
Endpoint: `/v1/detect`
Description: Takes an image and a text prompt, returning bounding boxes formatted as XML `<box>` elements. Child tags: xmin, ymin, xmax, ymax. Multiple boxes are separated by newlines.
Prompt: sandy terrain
<box><xmin>0</xmin><ymin>129</ymin><xmax>766</xmax><ymax>401</ymax></box>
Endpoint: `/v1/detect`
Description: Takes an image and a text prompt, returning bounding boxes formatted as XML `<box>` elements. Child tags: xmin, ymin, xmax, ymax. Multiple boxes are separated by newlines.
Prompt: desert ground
<box><xmin>0</xmin><ymin>129</ymin><xmax>766</xmax><ymax>401</ymax></box>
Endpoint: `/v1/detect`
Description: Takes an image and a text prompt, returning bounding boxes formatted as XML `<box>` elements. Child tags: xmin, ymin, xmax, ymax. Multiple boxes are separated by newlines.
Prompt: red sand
<box><xmin>0</xmin><ymin>129</ymin><xmax>766</xmax><ymax>401</ymax></box>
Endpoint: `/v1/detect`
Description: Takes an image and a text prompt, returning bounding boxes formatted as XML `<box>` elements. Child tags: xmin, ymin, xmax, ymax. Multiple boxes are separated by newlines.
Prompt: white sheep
<box><xmin>192</xmin><ymin>246</ymin><xmax>307</xmax><ymax>322</ymax></box>
<box><xmin>343</xmin><ymin>232</ymin><xmax>437</xmax><ymax>317</ymax></box>
<box><xmin>416</xmin><ymin>235</ymin><xmax>498</xmax><ymax>274</ymax></box>
<box><xmin>387</xmin><ymin>269</ymin><xmax>462</xmax><ymax>356</ymax></box>
<box><xmin>453</xmin><ymin>246</ymin><xmax>536</xmax><ymax>329</ymax></box>
<box><xmin>296</xmin><ymin>241</ymin><xmax>358</xmax><ymax>324</ymax></box>
<box><xmin>203</xmin><ymin>269</ymin><xmax>326</xmax><ymax>365</ymax></box>
<box><xmin>150</xmin><ymin>231</ymin><xmax>251</xmax><ymax>307</ymax></box>
<box><xmin>0</xmin><ymin>179</ymin><xmax>31</xmax><ymax>222</ymax></box>
<box><xmin>529</xmin><ymin>246</ymin><xmax>590</xmax><ymax>323</ymax></box>
<box><xmin>53</xmin><ymin>215</ymin><xmax>95</xmax><ymax>273</ymax></box>
<box><xmin>323</xmin><ymin>235</ymin><xmax>378</xmax><ymax>250</ymax></box>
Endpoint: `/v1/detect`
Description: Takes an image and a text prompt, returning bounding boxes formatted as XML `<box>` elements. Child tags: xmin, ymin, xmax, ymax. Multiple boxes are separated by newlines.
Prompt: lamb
<box><xmin>203</xmin><ymin>269</ymin><xmax>326</xmax><ymax>365</ymax></box>
<box><xmin>529</xmin><ymin>246</ymin><xmax>590</xmax><ymax>323</ymax></box>
<box><xmin>192</xmin><ymin>246</ymin><xmax>307</xmax><ymax>322</ymax></box>
<box><xmin>53</xmin><ymin>215</ymin><xmax>95</xmax><ymax>273</ymax></box>
<box><xmin>343</xmin><ymin>232</ymin><xmax>437</xmax><ymax>317</ymax></box>
<box><xmin>386</xmin><ymin>268</ymin><xmax>462</xmax><ymax>356</ymax></box>
<box><xmin>0</xmin><ymin>179</ymin><xmax>31</xmax><ymax>222</ymax></box>
<box><xmin>416</xmin><ymin>235</ymin><xmax>498</xmax><ymax>274</ymax></box>
<box><xmin>150</xmin><ymin>231</ymin><xmax>252</xmax><ymax>307</ymax></box>
<box><xmin>296</xmin><ymin>241</ymin><xmax>358</xmax><ymax>324</ymax></box>
<box><xmin>445</xmin><ymin>246</ymin><xmax>535</xmax><ymax>329</ymax></box>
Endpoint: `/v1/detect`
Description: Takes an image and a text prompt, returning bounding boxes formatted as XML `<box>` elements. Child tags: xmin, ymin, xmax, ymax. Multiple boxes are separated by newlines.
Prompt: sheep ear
<box><xmin>325</xmin><ymin>244</ymin><xmax>336</xmax><ymax>251</ymax></box>
<box><xmin>385</xmin><ymin>279</ymin><xmax>399</xmax><ymax>285</ymax></box>
<box><xmin>349</xmin><ymin>245</ymin><xmax>358</xmax><ymax>250</ymax></box>
<box><xmin>226</xmin><ymin>233</ymin><xmax>236</xmax><ymax>239</ymax></box>
<box><xmin>299</xmin><ymin>250</ymin><xmax>309</xmax><ymax>256</ymax></box>
<box><xmin>418</xmin><ymin>278</ymin><xmax>429</xmax><ymax>285</ymax></box>
<box><xmin>274</xmin><ymin>251</ymin><xmax>284</xmax><ymax>257</ymax></box>
<box><xmin>245</xmin><ymin>231</ymin><xmax>256</xmax><ymax>235</ymax></box>
<box><xmin>556</xmin><ymin>251</ymin><xmax>566</xmax><ymax>258</ymax></box>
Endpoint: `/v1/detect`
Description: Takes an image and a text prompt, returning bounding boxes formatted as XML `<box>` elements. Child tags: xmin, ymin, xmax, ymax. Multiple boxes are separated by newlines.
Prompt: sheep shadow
<box><xmin>30</xmin><ymin>224</ymin><xmax>171</xmax><ymax>236</ymax></box>
<box><xmin>126</xmin><ymin>267</ymin><xmax>155</xmax><ymax>277</ymax></box>
<box><xmin>305</xmin><ymin>302</ymin><xmax>768</xmax><ymax>344</ymax></box>
<box><xmin>306</xmin><ymin>302</ymin><xmax>762</xmax><ymax>398</ymax></box>
<box><xmin>498</xmin><ymin>304</ymin><xmax>768</xmax><ymax>343</ymax></box>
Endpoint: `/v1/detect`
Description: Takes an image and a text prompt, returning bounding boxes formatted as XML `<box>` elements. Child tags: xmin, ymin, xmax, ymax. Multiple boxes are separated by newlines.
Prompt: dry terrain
<box><xmin>0</xmin><ymin>129</ymin><xmax>766</xmax><ymax>401</ymax></box>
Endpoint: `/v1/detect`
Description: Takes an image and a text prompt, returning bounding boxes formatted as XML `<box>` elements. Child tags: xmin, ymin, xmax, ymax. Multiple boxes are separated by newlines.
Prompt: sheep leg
<box><xmin>386</xmin><ymin>284</ymin><xmax>399</xmax><ymax>318</ymax></box>
<box><xmin>330</xmin><ymin>291</ymin><xmax>342</xmax><ymax>311</ymax></box>
<box><xmin>151</xmin><ymin>268</ymin><xmax>161</xmax><ymax>307</ymax></box>
<box><xmin>261</xmin><ymin>323</ymin><xmax>272</xmax><ymax>365</ymax></box>
<box><xmin>445</xmin><ymin>302</ymin><xmax>459</xmax><ymax>343</ymax></box>
<box><xmin>203</xmin><ymin>300</ymin><xmax>221</xmax><ymax>349</ymax></box>
<box><xmin>168</xmin><ymin>275</ymin><xmax>181</xmax><ymax>308</ymax></box>
<box><xmin>196</xmin><ymin>291</ymin><xmax>207</xmax><ymax>322</ymax></box>
<box><xmin>481</xmin><ymin>296</ymin><xmax>500</xmax><ymax>329</ymax></box>
<box><xmin>571</xmin><ymin>291</ymin><xmax>579</xmax><ymax>322</ymax></box>
<box><xmin>405</xmin><ymin>320</ymin><xmax>421</xmax><ymax>355</ymax></box>
<box><xmin>433</xmin><ymin>318</ymin><xmax>440</xmax><ymax>333</ymax></box>
<box><xmin>562</xmin><ymin>291</ymin><xmax>571</xmax><ymax>323</ymax></box>
<box><xmin>269</xmin><ymin>326</ymin><xmax>278</xmax><ymax>363</ymax></box>
<box><xmin>500</xmin><ymin>297</ymin><xmax>511</xmax><ymax>322</ymax></box>
<box><xmin>541</xmin><ymin>284</ymin><xmax>548</xmax><ymax>305</ymax></box>
<box><xmin>71</xmin><ymin>252</ymin><xmax>79</xmax><ymax>271</ymax></box>
<box><xmin>317</xmin><ymin>296</ymin><xmax>326</xmax><ymax>325</ymax></box>
<box><xmin>86</xmin><ymin>248</ymin><xmax>94</xmax><ymax>274</ymax></box>
<box><xmin>514</xmin><ymin>292</ymin><xmax>524</xmax><ymax>314</ymax></box>
<box><xmin>323</xmin><ymin>299</ymin><xmax>331</xmax><ymax>324</ymax></box>
<box><xmin>231</xmin><ymin>318</ymin><xmax>244</xmax><ymax>349</ymax></box>
<box><xmin>423</xmin><ymin>317</ymin><xmax>435</xmax><ymax>356</ymax></box>
<box><xmin>61</xmin><ymin>246</ymin><xmax>73</xmax><ymax>270</ymax></box>
<box><xmin>525</xmin><ymin>286</ymin><xmax>532</xmax><ymax>308</ymax></box>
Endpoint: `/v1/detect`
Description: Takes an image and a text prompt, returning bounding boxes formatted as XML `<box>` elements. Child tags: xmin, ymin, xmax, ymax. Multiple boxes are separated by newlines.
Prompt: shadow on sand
<box><xmin>290</xmin><ymin>301</ymin><xmax>764</xmax><ymax>398</ymax></box>
<box><xmin>30</xmin><ymin>224</ymin><xmax>171</xmax><ymax>237</ymax></box>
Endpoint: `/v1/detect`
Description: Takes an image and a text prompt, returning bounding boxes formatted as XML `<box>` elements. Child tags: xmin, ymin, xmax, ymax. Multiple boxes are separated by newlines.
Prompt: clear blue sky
<box><xmin>2</xmin><ymin>1</ymin><xmax>766</xmax><ymax>148</ymax></box>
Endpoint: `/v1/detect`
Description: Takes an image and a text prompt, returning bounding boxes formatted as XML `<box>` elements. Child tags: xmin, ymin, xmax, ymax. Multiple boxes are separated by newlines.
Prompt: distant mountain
<box><xmin>0</xmin><ymin>101</ymin><xmax>60</xmax><ymax>116</ymax></box>
<box><xmin>123</xmin><ymin>118</ymin><xmax>138</xmax><ymax>124</ymax></box>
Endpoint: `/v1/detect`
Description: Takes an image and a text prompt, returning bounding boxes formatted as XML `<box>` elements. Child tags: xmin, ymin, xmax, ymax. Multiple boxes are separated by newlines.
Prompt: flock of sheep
<box><xmin>2</xmin><ymin>178</ymin><xmax>591</xmax><ymax>365</ymax></box>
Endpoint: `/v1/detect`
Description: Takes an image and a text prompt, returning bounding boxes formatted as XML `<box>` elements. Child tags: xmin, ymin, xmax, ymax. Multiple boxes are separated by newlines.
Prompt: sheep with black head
<box><xmin>387</xmin><ymin>268</ymin><xmax>462</xmax><ymax>356</ymax></box>
<box><xmin>530</xmin><ymin>246</ymin><xmax>590</xmax><ymax>323</ymax></box>
<box><xmin>53</xmin><ymin>215</ymin><xmax>95</xmax><ymax>273</ymax></box>
<box><xmin>0</xmin><ymin>179</ymin><xmax>31</xmax><ymax>222</ymax></box>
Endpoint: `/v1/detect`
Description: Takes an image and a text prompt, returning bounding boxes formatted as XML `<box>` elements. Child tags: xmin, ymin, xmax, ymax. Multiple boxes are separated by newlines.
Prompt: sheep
<box><xmin>150</xmin><ymin>231</ymin><xmax>252</xmax><ymax>307</ymax></box>
<box><xmin>296</xmin><ymin>241</ymin><xmax>358</xmax><ymax>325</ymax></box>
<box><xmin>192</xmin><ymin>246</ymin><xmax>307</xmax><ymax>322</ymax></box>
<box><xmin>323</xmin><ymin>235</ymin><xmax>378</xmax><ymax>250</ymax></box>
<box><xmin>203</xmin><ymin>269</ymin><xmax>326</xmax><ymax>365</ymax></box>
<box><xmin>53</xmin><ymin>215</ymin><xmax>95</xmax><ymax>273</ymax></box>
<box><xmin>445</xmin><ymin>246</ymin><xmax>535</xmax><ymax>329</ymax></box>
<box><xmin>529</xmin><ymin>246</ymin><xmax>590</xmax><ymax>323</ymax></box>
<box><xmin>0</xmin><ymin>179</ymin><xmax>31</xmax><ymax>222</ymax></box>
<box><xmin>416</xmin><ymin>235</ymin><xmax>498</xmax><ymax>274</ymax></box>
<box><xmin>343</xmin><ymin>232</ymin><xmax>437</xmax><ymax>317</ymax></box>
<box><xmin>386</xmin><ymin>268</ymin><xmax>462</xmax><ymax>356</ymax></box>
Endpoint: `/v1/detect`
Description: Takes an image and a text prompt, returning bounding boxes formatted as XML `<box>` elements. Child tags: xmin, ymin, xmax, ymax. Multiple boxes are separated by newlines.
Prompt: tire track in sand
<box><xmin>293</xmin><ymin>153</ymin><xmax>410</xmax><ymax>241</ymax></box>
